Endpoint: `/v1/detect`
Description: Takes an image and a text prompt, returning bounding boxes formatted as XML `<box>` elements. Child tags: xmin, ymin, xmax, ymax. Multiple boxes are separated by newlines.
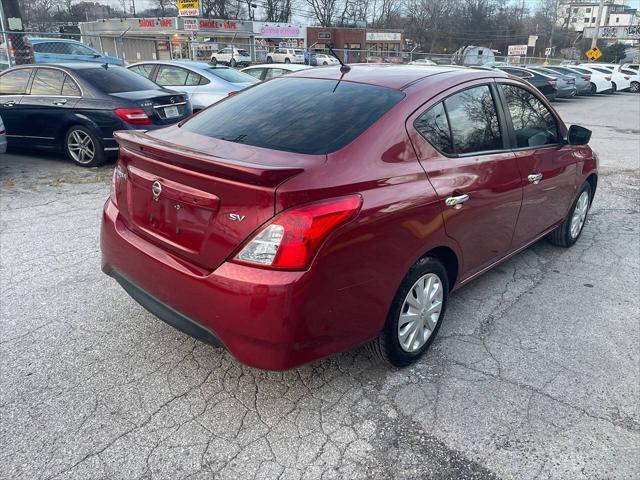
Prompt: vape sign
<box><xmin>178</xmin><ymin>1</ymin><xmax>200</xmax><ymax>17</ymax></box>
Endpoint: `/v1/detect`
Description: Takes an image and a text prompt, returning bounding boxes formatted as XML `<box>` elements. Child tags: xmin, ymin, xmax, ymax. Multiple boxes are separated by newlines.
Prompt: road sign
<box><xmin>585</xmin><ymin>46</ymin><xmax>602</xmax><ymax>61</ymax></box>
<box><xmin>545</xmin><ymin>47</ymin><xmax>552</xmax><ymax>56</ymax></box>
<box><xmin>508</xmin><ymin>44</ymin><xmax>528</xmax><ymax>56</ymax></box>
<box><xmin>177</xmin><ymin>0</ymin><xmax>199</xmax><ymax>17</ymax></box>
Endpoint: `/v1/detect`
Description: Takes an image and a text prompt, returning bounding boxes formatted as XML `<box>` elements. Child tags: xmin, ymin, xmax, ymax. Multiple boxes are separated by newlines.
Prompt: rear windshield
<box><xmin>205</xmin><ymin>67</ymin><xmax>258</xmax><ymax>84</ymax></box>
<box><xmin>75</xmin><ymin>66</ymin><xmax>161</xmax><ymax>93</ymax></box>
<box><xmin>181</xmin><ymin>77</ymin><xmax>404</xmax><ymax>155</ymax></box>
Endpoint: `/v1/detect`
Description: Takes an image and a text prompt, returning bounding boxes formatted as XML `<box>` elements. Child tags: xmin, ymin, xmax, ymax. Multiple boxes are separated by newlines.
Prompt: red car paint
<box><xmin>101</xmin><ymin>65</ymin><xmax>598</xmax><ymax>370</ymax></box>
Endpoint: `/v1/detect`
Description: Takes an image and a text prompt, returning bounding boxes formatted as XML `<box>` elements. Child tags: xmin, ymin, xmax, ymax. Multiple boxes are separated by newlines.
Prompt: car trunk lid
<box><xmin>113</xmin><ymin>127</ymin><xmax>321</xmax><ymax>270</ymax></box>
<box><xmin>111</xmin><ymin>90</ymin><xmax>190</xmax><ymax>125</ymax></box>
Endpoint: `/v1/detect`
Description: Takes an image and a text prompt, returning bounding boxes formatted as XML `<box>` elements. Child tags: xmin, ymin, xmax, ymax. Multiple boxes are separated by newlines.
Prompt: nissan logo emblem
<box><xmin>152</xmin><ymin>181</ymin><xmax>162</xmax><ymax>200</ymax></box>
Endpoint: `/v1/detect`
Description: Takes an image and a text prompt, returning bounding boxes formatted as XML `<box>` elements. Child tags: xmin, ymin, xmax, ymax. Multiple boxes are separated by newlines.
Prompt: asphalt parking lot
<box><xmin>1</xmin><ymin>93</ymin><xmax>638</xmax><ymax>480</ymax></box>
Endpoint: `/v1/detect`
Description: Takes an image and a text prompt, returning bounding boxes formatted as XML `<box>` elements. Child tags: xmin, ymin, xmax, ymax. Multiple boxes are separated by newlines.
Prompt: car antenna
<box><xmin>102</xmin><ymin>62</ymin><xmax>109</xmax><ymax>70</ymax></box>
<box><xmin>326</xmin><ymin>43</ymin><xmax>350</xmax><ymax>74</ymax></box>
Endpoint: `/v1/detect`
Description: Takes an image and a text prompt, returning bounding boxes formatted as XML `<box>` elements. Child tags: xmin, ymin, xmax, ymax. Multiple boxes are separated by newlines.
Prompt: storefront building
<box><xmin>252</xmin><ymin>22</ymin><xmax>306</xmax><ymax>63</ymax></box>
<box><xmin>365</xmin><ymin>30</ymin><xmax>404</xmax><ymax>59</ymax></box>
<box><xmin>306</xmin><ymin>27</ymin><xmax>366</xmax><ymax>62</ymax></box>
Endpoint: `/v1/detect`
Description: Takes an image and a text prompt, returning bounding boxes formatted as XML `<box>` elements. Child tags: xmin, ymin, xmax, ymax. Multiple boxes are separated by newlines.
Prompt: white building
<box><xmin>557</xmin><ymin>0</ymin><xmax>638</xmax><ymax>32</ymax></box>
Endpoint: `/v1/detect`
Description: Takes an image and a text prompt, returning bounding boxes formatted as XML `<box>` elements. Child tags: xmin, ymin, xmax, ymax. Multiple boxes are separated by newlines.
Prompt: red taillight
<box><xmin>232</xmin><ymin>195</ymin><xmax>362</xmax><ymax>270</ymax></box>
<box><xmin>114</xmin><ymin>108</ymin><xmax>152</xmax><ymax>125</ymax></box>
<box><xmin>605</xmin><ymin>76</ymin><xmax>611</xmax><ymax>81</ymax></box>
<box><xmin>624</xmin><ymin>75</ymin><xmax>630</xmax><ymax>80</ymax></box>
<box><xmin>582</xmin><ymin>74</ymin><xmax>591</xmax><ymax>81</ymax></box>
<box><xmin>548</xmin><ymin>80</ymin><xmax>557</xmax><ymax>88</ymax></box>
<box><xmin>0</xmin><ymin>129</ymin><xmax>5</xmax><ymax>135</ymax></box>
<box><xmin>227</xmin><ymin>91</ymin><xmax>238</xmax><ymax>97</ymax></box>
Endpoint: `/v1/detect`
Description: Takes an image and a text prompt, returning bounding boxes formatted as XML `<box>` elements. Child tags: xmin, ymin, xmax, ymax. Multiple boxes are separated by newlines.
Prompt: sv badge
<box><xmin>229</xmin><ymin>213</ymin><xmax>246</xmax><ymax>222</ymax></box>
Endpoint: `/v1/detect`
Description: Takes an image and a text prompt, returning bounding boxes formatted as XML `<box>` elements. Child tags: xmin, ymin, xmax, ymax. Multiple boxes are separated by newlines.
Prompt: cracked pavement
<box><xmin>1</xmin><ymin>93</ymin><xmax>638</xmax><ymax>480</ymax></box>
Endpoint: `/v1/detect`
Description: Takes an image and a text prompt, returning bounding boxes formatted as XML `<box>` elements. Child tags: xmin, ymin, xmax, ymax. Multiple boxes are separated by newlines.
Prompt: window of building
<box><xmin>592</xmin><ymin>17</ymin><xmax>596</xmax><ymax>22</ymax></box>
<box><xmin>584</xmin><ymin>17</ymin><xmax>590</xmax><ymax>23</ymax></box>
<box><xmin>586</xmin><ymin>7</ymin><xmax>591</xmax><ymax>12</ymax></box>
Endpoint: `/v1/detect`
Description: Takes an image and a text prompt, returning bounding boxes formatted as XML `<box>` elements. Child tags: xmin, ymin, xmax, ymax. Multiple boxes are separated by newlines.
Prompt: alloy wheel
<box><xmin>398</xmin><ymin>273</ymin><xmax>443</xmax><ymax>352</ymax></box>
<box><xmin>67</xmin><ymin>130</ymin><xmax>95</xmax><ymax>165</ymax></box>
<box><xmin>570</xmin><ymin>191</ymin><xmax>589</xmax><ymax>239</ymax></box>
<box><xmin>631</xmin><ymin>82</ymin><xmax>639</xmax><ymax>93</ymax></box>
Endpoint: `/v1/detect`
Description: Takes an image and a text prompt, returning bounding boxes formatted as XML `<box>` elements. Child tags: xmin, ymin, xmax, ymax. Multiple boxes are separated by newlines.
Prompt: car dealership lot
<box><xmin>0</xmin><ymin>94</ymin><xmax>638</xmax><ymax>479</ymax></box>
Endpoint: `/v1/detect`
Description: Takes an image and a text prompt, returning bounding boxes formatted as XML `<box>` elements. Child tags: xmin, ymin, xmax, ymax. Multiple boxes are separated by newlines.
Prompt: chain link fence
<box><xmin>1</xmin><ymin>30</ymin><xmax>570</xmax><ymax>71</ymax></box>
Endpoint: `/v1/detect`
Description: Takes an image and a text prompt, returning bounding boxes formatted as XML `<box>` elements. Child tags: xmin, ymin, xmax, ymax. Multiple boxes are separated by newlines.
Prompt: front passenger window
<box><xmin>500</xmin><ymin>84</ymin><xmax>559</xmax><ymax>148</ymax></box>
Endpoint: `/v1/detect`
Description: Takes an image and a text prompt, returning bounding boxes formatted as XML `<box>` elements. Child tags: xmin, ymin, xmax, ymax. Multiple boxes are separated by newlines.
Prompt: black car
<box><xmin>496</xmin><ymin>66</ymin><xmax>558</xmax><ymax>101</ymax></box>
<box><xmin>0</xmin><ymin>63</ymin><xmax>192</xmax><ymax>167</ymax></box>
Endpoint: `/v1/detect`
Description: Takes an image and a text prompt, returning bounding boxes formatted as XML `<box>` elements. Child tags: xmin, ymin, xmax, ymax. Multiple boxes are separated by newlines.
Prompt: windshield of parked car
<box><xmin>204</xmin><ymin>67</ymin><xmax>258</xmax><ymax>84</ymax></box>
<box><xmin>181</xmin><ymin>77</ymin><xmax>404</xmax><ymax>155</ymax></box>
<box><xmin>74</xmin><ymin>66</ymin><xmax>161</xmax><ymax>93</ymax></box>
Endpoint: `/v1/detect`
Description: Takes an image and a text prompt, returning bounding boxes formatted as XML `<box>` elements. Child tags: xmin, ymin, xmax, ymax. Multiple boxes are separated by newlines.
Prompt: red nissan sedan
<box><xmin>101</xmin><ymin>65</ymin><xmax>597</xmax><ymax>370</ymax></box>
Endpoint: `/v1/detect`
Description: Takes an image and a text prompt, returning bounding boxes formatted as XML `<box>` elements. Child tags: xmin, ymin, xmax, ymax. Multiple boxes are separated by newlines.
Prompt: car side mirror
<box><xmin>567</xmin><ymin>125</ymin><xmax>592</xmax><ymax>145</ymax></box>
<box><xmin>93</xmin><ymin>53</ymin><xmax>101</xmax><ymax>57</ymax></box>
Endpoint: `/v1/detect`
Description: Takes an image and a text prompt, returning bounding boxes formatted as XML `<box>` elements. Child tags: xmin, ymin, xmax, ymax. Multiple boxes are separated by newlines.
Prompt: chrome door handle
<box><xmin>445</xmin><ymin>194</ymin><xmax>470</xmax><ymax>208</ymax></box>
<box><xmin>528</xmin><ymin>173</ymin><xmax>543</xmax><ymax>184</ymax></box>
<box><xmin>3</xmin><ymin>100</ymin><xmax>16</xmax><ymax>107</ymax></box>
<box><xmin>53</xmin><ymin>99</ymin><xmax>67</xmax><ymax>106</ymax></box>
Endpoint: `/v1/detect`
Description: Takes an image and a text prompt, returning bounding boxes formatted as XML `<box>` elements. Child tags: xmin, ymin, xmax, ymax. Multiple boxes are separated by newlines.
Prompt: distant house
<box><xmin>451</xmin><ymin>45</ymin><xmax>496</xmax><ymax>65</ymax></box>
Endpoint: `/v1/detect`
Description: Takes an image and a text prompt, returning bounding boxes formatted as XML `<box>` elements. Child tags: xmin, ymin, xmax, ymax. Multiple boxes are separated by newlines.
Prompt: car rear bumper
<box><xmin>100</xmin><ymin>199</ymin><xmax>353</xmax><ymax>370</ymax></box>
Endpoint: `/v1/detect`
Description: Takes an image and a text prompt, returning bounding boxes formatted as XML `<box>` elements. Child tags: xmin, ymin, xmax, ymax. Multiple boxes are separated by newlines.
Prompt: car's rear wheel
<box><xmin>284</xmin><ymin>58</ymin><xmax>291</xmax><ymax>64</ymax></box>
<box><xmin>631</xmin><ymin>81</ymin><xmax>640</xmax><ymax>93</ymax></box>
<box><xmin>266</xmin><ymin>56</ymin><xmax>273</xmax><ymax>63</ymax></box>
<box><xmin>611</xmin><ymin>82</ymin><xmax>617</xmax><ymax>93</ymax></box>
<box><xmin>65</xmin><ymin>126</ymin><xmax>105</xmax><ymax>167</ymax></box>
<box><xmin>210</xmin><ymin>57</ymin><xmax>217</xmax><ymax>65</ymax></box>
<box><xmin>370</xmin><ymin>257</ymin><xmax>449</xmax><ymax>367</ymax></box>
<box><xmin>590</xmin><ymin>82</ymin><xmax>597</xmax><ymax>94</ymax></box>
<box><xmin>230</xmin><ymin>58</ymin><xmax>237</xmax><ymax>67</ymax></box>
<box><xmin>323</xmin><ymin>62</ymin><xmax>328</xmax><ymax>65</ymax></box>
<box><xmin>548</xmin><ymin>183</ymin><xmax>592</xmax><ymax>247</ymax></box>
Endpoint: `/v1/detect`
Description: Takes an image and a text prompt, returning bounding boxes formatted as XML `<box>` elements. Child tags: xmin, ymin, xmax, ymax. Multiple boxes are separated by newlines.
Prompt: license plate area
<box><xmin>164</xmin><ymin>106</ymin><xmax>180</xmax><ymax>118</ymax></box>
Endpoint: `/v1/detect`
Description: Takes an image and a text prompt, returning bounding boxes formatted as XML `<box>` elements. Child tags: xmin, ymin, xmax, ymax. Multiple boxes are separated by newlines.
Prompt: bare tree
<box><xmin>263</xmin><ymin>0</ymin><xmax>291</xmax><ymax>22</ymax></box>
<box><xmin>304</xmin><ymin>0</ymin><xmax>337</xmax><ymax>27</ymax></box>
<box><xmin>406</xmin><ymin>0</ymin><xmax>455</xmax><ymax>51</ymax></box>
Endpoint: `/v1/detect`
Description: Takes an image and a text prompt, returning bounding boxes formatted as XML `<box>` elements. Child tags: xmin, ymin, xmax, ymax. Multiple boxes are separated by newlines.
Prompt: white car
<box><xmin>621</xmin><ymin>66</ymin><xmax>639</xmax><ymax>93</ymax></box>
<box><xmin>579</xmin><ymin>64</ymin><xmax>631</xmax><ymax>92</ymax></box>
<box><xmin>0</xmin><ymin>114</ymin><xmax>6</xmax><ymax>153</ymax></box>
<box><xmin>408</xmin><ymin>58</ymin><xmax>437</xmax><ymax>65</ymax></box>
<box><xmin>266</xmin><ymin>48</ymin><xmax>304</xmax><ymax>64</ymax></box>
<box><xmin>565</xmin><ymin>66</ymin><xmax>613</xmax><ymax>94</ymax></box>
<box><xmin>240</xmin><ymin>63</ymin><xmax>310</xmax><ymax>82</ymax></box>
<box><xmin>315</xmin><ymin>54</ymin><xmax>339</xmax><ymax>66</ymax></box>
<box><xmin>210</xmin><ymin>47</ymin><xmax>251</xmax><ymax>67</ymax></box>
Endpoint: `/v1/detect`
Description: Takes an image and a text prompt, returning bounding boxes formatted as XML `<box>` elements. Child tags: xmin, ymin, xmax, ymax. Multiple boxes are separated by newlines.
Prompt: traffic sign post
<box><xmin>585</xmin><ymin>46</ymin><xmax>602</xmax><ymax>61</ymax></box>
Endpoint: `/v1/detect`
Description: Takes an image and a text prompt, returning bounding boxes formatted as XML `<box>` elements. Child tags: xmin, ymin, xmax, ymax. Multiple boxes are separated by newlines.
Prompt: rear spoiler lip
<box><xmin>114</xmin><ymin>129</ymin><xmax>308</xmax><ymax>188</ymax></box>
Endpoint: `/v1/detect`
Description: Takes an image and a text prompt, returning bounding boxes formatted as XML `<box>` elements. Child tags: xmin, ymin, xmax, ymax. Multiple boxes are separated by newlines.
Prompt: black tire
<box><xmin>266</xmin><ymin>56</ymin><xmax>273</xmax><ymax>63</ymax></box>
<box><xmin>370</xmin><ymin>256</ymin><xmax>449</xmax><ymax>367</ymax></box>
<box><xmin>590</xmin><ymin>82</ymin><xmax>597</xmax><ymax>94</ymax></box>
<box><xmin>64</xmin><ymin>125</ymin><xmax>105</xmax><ymax>168</ymax></box>
<box><xmin>323</xmin><ymin>62</ymin><xmax>328</xmax><ymax>65</ymax></box>
<box><xmin>610</xmin><ymin>82</ymin><xmax>617</xmax><ymax>93</ymax></box>
<box><xmin>548</xmin><ymin>182</ymin><xmax>592</xmax><ymax>248</ymax></box>
<box><xmin>230</xmin><ymin>58</ymin><xmax>237</xmax><ymax>67</ymax></box>
<box><xmin>284</xmin><ymin>58</ymin><xmax>291</xmax><ymax>64</ymax></box>
<box><xmin>211</xmin><ymin>57</ymin><xmax>217</xmax><ymax>65</ymax></box>
<box><xmin>630</xmin><ymin>81</ymin><xmax>640</xmax><ymax>93</ymax></box>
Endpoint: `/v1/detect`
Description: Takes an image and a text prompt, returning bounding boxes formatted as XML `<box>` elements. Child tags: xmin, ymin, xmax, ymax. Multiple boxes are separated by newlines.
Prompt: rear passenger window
<box><xmin>61</xmin><ymin>75</ymin><xmax>81</xmax><ymax>96</ymax></box>
<box><xmin>500</xmin><ymin>84</ymin><xmax>559</xmax><ymax>148</ymax></box>
<box><xmin>129</xmin><ymin>64</ymin><xmax>154</xmax><ymax>79</ymax></box>
<box><xmin>444</xmin><ymin>85</ymin><xmax>502</xmax><ymax>154</ymax></box>
<box><xmin>185</xmin><ymin>71</ymin><xmax>202</xmax><ymax>85</ymax></box>
<box><xmin>414</xmin><ymin>102</ymin><xmax>453</xmax><ymax>154</ymax></box>
<box><xmin>30</xmin><ymin>69</ymin><xmax>65</xmax><ymax>95</ymax></box>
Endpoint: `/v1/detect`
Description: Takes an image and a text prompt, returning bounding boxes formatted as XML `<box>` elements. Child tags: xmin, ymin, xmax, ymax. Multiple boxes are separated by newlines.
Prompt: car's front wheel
<box><xmin>370</xmin><ymin>256</ymin><xmax>449</xmax><ymax>367</ymax></box>
<box><xmin>548</xmin><ymin>183</ymin><xmax>592</xmax><ymax>247</ymax></box>
<box><xmin>611</xmin><ymin>82</ymin><xmax>617</xmax><ymax>93</ymax></box>
<box><xmin>65</xmin><ymin>126</ymin><xmax>105</xmax><ymax>167</ymax></box>
<box><xmin>266</xmin><ymin>56</ymin><xmax>273</xmax><ymax>63</ymax></box>
<box><xmin>590</xmin><ymin>82</ymin><xmax>597</xmax><ymax>94</ymax></box>
<box><xmin>230</xmin><ymin>58</ymin><xmax>237</xmax><ymax>67</ymax></box>
<box><xmin>631</xmin><ymin>81</ymin><xmax>640</xmax><ymax>93</ymax></box>
<box><xmin>284</xmin><ymin>58</ymin><xmax>291</xmax><ymax>64</ymax></box>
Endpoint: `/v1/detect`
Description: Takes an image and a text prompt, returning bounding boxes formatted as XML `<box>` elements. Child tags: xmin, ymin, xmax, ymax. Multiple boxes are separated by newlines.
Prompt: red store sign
<box><xmin>138</xmin><ymin>18</ymin><xmax>174</xmax><ymax>29</ymax></box>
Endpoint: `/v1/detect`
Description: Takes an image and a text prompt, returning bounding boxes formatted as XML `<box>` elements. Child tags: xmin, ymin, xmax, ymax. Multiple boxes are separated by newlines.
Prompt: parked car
<box><xmin>495</xmin><ymin>66</ymin><xmax>558</xmax><ymax>100</ymax></box>
<box><xmin>409</xmin><ymin>58</ymin><xmax>437</xmax><ymax>65</ymax></box>
<box><xmin>128</xmin><ymin>61</ymin><xmax>257</xmax><ymax>111</ymax></box>
<box><xmin>528</xmin><ymin>66</ymin><xmax>578</xmax><ymax>97</ymax></box>
<box><xmin>366</xmin><ymin>56</ymin><xmax>385</xmax><ymax>63</ymax></box>
<box><xmin>0</xmin><ymin>63</ymin><xmax>191</xmax><ymax>167</ymax></box>
<box><xmin>543</xmin><ymin>65</ymin><xmax>594</xmax><ymax>95</ymax></box>
<box><xmin>29</xmin><ymin>38</ymin><xmax>123</xmax><ymax>66</ymax></box>
<box><xmin>210</xmin><ymin>47</ymin><xmax>251</xmax><ymax>67</ymax></box>
<box><xmin>101</xmin><ymin>65</ymin><xmax>597</xmax><ymax>371</ymax></box>
<box><xmin>240</xmin><ymin>63</ymin><xmax>310</xmax><ymax>82</ymax></box>
<box><xmin>0</xmin><ymin>115</ymin><xmax>6</xmax><ymax>154</ymax></box>
<box><xmin>315</xmin><ymin>54</ymin><xmax>339</xmax><ymax>66</ymax></box>
<box><xmin>580</xmin><ymin>64</ymin><xmax>631</xmax><ymax>92</ymax></box>
<box><xmin>622</xmin><ymin>63</ymin><xmax>638</xmax><ymax>72</ymax></box>
<box><xmin>562</xmin><ymin>65</ymin><xmax>613</xmax><ymax>94</ymax></box>
<box><xmin>620</xmin><ymin>67</ymin><xmax>639</xmax><ymax>93</ymax></box>
<box><xmin>266</xmin><ymin>48</ymin><xmax>304</xmax><ymax>64</ymax></box>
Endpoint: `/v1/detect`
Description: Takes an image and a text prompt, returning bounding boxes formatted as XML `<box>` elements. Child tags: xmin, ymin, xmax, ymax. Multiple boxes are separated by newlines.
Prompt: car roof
<box><xmin>287</xmin><ymin>63</ymin><xmax>505</xmax><ymax>90</ymax></box>
<box><xmin>5</xmin><ymin>62</ymin><xmax>116</xmax><ymax>71</ymax></box>
<box><xmin>243</xmin><ymin>63</ymin><xmax>310</xmax><ymax>71</ymax></box>
<box><xmin>29</xmin><ymin>37</ymin><xmax>83</xmax><ymax>44</ymax></box>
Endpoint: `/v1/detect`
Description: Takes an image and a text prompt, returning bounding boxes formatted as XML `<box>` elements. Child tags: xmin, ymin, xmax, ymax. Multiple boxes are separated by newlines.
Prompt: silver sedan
<box><xmin>127</xmin><ymin>60</ymin><xmax>258</xmax><ymax>111</ymax></box>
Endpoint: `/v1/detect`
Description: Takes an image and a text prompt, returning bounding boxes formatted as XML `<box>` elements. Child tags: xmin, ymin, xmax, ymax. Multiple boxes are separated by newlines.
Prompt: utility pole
<box><xmin>549</xmin><ymin>0</ymin><xmax>559</xmax><ymax>50</ymax></box>
<box><xmin>591</xmin><ymin>0</ymin><xmax>606</xmax><ymax>49</ymax></box>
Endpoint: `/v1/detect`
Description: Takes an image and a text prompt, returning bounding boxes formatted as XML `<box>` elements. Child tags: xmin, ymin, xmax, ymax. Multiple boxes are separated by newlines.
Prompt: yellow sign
<box><xmin>178</xmin><ymin>1</ymin><xmax>200</xmax><ymax>17</ymax></box>
<box><xmin>585</xmin><ymin>47</ymin><xmax>602</xmax><ymax>61</ymax></box>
